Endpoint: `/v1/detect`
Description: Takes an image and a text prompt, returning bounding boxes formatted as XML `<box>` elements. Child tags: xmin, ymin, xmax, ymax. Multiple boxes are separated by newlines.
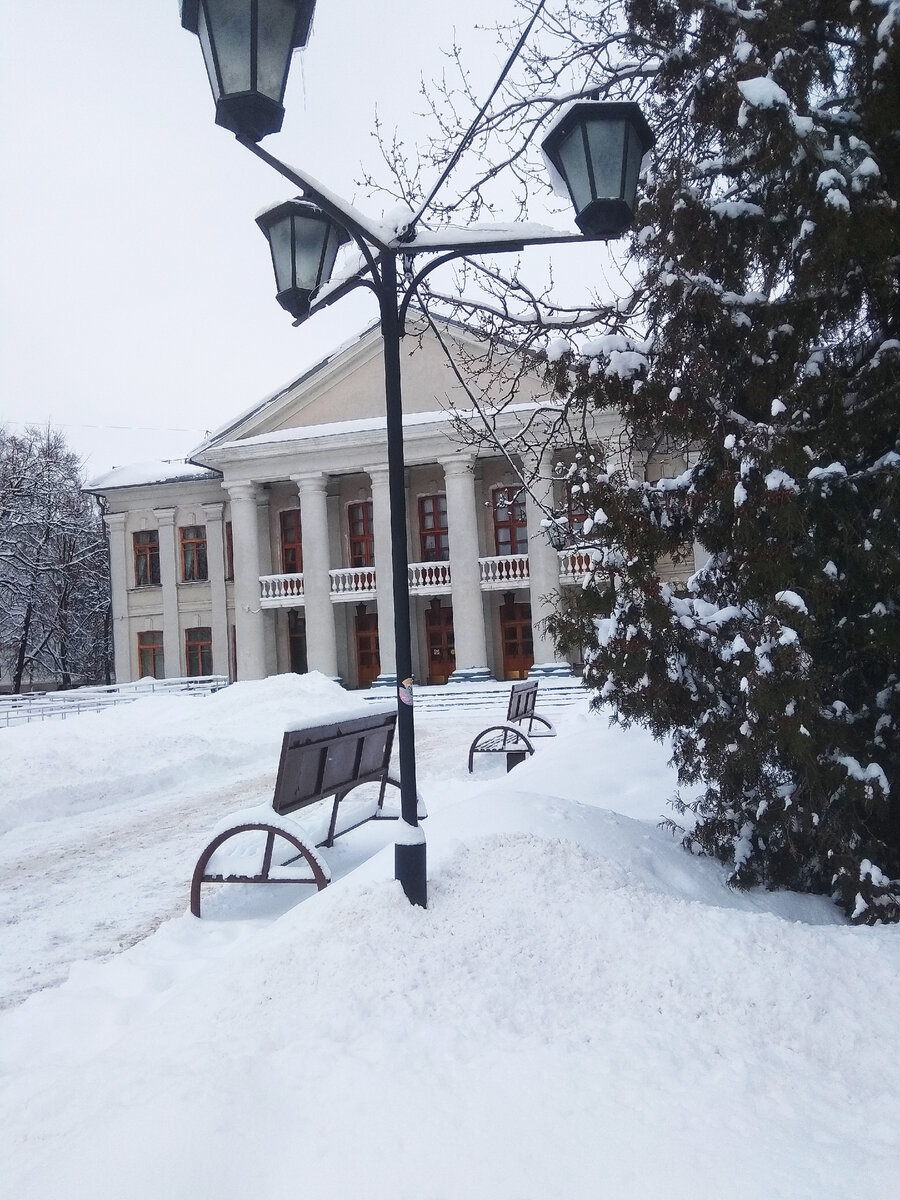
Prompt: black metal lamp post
<box><xmin>181</xmin><ymin>3</ymin><xmax>652</xmax><ymax>908</ymax></box>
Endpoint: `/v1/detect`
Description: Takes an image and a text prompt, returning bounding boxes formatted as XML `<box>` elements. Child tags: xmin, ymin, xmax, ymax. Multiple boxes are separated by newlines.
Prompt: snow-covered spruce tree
<box><xmin>545</xmin><ymin>1</ymin><xmax>900</xmax><ymax>922</ymax></box>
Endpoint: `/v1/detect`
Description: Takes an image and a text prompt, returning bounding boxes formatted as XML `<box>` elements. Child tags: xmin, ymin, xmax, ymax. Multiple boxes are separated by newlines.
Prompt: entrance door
<box><xmin>288</xmin><ymin>611</ymin><xmax>307</xmax><ymax>674</ymax></box>
<box><xmin>499</xmin><ymin>593</ymin><xmax>533</xmax><ymax>679</ymax></box>
<box><xmin>424</xmin><ymin>599</ymin><xmax>455</xmax><ymax>685</ymax></box>
<box><xmin>355</xmin><ymin>604</ymin><xmax>381</xmax><ymax>687</ymax></box>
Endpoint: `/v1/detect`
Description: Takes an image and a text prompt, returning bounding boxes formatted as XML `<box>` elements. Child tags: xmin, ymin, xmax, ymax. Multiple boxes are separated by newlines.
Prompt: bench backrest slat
<box><xmin>506</xmin><ymin>680</ymin><xmax>538</xmax><ymax>723</ymax></box>
<box><xmin>272</xmin><ymin>711</ymin><xmax>396</xmax><ymax>816</ymax></box>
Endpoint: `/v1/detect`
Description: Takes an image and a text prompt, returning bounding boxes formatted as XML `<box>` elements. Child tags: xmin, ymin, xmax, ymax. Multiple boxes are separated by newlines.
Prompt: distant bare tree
<box><xmin>0</xmin><ymin>426</ymin><xmax>111</xmax><ymax>692</ymax></box>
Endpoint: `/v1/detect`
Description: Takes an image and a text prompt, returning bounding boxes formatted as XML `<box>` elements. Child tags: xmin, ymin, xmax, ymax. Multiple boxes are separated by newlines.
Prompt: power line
<box><xmin>2</xmin><ymin>418</ymin><xmax>209</xmax><ymax>436</ymax></box>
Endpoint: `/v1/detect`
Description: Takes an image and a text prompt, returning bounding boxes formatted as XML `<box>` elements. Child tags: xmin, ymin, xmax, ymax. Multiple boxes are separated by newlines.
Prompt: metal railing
<box><xmin>0</xmin><ymin>675</ymin><xmax>229</xmax><ymax>728</ymax></box>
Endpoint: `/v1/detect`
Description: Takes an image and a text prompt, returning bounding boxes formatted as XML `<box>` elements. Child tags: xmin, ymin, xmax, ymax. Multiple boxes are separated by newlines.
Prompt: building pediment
<box><xmin>192</xmin><ymin>317</ymin><xmax>551</xmax><ymax>455</ymax></box>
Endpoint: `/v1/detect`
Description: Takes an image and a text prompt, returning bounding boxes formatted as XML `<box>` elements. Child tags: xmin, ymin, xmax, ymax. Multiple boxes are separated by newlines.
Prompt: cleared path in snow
<box><xmin>1</xmin><ymin>690</ymin><xmax>556</xmax><ymax>1009</ymax></box>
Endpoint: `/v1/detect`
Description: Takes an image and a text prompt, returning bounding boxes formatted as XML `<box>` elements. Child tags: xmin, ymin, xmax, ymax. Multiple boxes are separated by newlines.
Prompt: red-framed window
<box><xmin>180</xmin><ymin>525</ymin><xmax>208</xmax><ymax>582</ymax></box>
<box><xmin>133</xmin><ymin>530</ymin><xmax>160</xmax><ymax>587</ymax></box>
<box><xmin>280</xmin><ymin>509</ymin><xmax>303</xmax><ymax>574</ymax></box>
<box><xmin>418</xmin><ymin>494</ymin><xmax>449</xmax><ymax>562</ymax></box>
<box><xmin>224</xmin><ymin>521</ymin><xmax>234</xmax><ymax>581</ymax></box>
<box><xmin>492</xmin><ymin>486</ymin><xmax>528</xmax><ymax>556</ymax></box>
<box><xmin>137</xmin><ymin>630</ymin><xmax>164</xmax><ymax>678</ymax></box>
<box><xmin>185</xmin><ymin>627</ymin><xmax>213</xmax><ymax>677</ymax></box>
<box><xmin>348</xmin><ymin>501</ymin><xmax>375</xmax><ymax>568</ymax></box>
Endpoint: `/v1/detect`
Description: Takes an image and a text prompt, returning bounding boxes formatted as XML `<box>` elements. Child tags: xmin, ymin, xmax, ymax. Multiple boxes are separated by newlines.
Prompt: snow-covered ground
<box><xmin>1</xmin><ymin>674</ymin><xmax>897</xmax><ymax>1198</ymax></box>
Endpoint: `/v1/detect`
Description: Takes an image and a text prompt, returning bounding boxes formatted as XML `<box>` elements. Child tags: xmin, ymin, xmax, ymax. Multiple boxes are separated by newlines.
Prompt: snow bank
<box><xmin>0</xmin><ymin>673</ymin><xmax>361</xmax><ymax>835</ymax></box>
<box><xmin>1</xmin><ymin>675</ymin><xmax>897</xmax><ymax>1199</ymax></box>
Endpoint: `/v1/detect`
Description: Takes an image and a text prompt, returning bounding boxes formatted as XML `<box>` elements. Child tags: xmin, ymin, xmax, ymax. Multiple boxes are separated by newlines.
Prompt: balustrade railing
<box><xmin>329</xmin><ymin>566</ymin><xmax>378</xmax><ymax>600</ymax></box>
<box><xmin>558</xmin><ymin>549</ymin><xmax>596</xmax><ymax>584</ymax></box>
<box><xmin>263</xmin><ymin>551</ymin><xmax>595</xmax><ymax>606</ymax></box>
<box><xmin>259</xmin><ymin>573</ymin><xmax>305</xmax><ymax>606</ymax></box>
<box><xmin>408</xmin><ymin>561</ymin><xmax>451</xmax><ymax>592</ymax></box>
<box><xmin>478</xmin><ymin>555</ymin><xmax>530</xmax><ymax>588</ymax></box>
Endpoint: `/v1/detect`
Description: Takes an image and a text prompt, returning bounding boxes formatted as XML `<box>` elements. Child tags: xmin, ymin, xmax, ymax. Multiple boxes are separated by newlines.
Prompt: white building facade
<box><xmin>91</xmin><ymin>324</ymin><xmax>697</xmax><ymax>690</ymax></box>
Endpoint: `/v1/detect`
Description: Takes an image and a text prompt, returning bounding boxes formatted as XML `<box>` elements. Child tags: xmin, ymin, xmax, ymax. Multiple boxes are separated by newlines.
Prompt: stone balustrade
<box><xmin>259</xmin><ymin>573</ymin><xmax>306</xmax><ymax>608</ymax></box>
<box><xmin>408</xmin><ymin>561</ymin><xmax>452</xmax><ymax>594</ymax></box>
<box><xmin>479</xmin><ymin>555</ymin><xmax>530</xmax><ymax>589</ymax></box>
<box><xmin>329</xmin><ymin>567</ymin><xmax>378</xmax><ymax>601</ymax></box>
<box><xmin>262</xmin><ymin>553</ymin><xmax>544</xmax><ymax>608</ymax></box>
<box><xmin>558</xmin><ymin>549</ymin><xmax>596</xmax><ymax>585</ymax></box>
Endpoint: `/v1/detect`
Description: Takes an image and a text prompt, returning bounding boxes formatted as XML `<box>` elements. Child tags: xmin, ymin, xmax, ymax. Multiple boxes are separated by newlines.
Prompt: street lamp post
<box><xmin>181</xmin><ymin>0</ymin><xmax>652</xmax><ymax>907</ymax></box>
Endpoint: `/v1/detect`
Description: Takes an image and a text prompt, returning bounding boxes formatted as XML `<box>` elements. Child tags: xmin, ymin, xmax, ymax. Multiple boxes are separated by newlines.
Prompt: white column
<box><xmin>523</xmin><ymin>451</ymin><xmax>570</xmax><ymax>676</ymax></box>
<box><xmin>293</xmin><ymin>472</ymin><xmax>338</xmax><ymax>678</ymax></box>
<box><xmin>225</xmin><ymin>482</ymin><xmax>267</xmax><ymax>680</ymax></box>
<box><xmin>154</xmin><ymin>507</ymin><xmax>181</xmax><ymax>678</ymax></box>
<box><xmin>202</xmin><ymin>502</ymin><xmax>229</xmax><ymax>679</ymax></box>
<box><xmin>440</xmin><ymin>455</ymin><xmax>491</xmax><ymax>682</ymax></box>
<box><xmin>369</xmin><ymin>467</ymin><xmax>396</xmax><ymax>682</ymax></box>
<box><xmin>103</xmin><ymin>512</ymin><xmax>132</xmax><ymax>683</ymax></box>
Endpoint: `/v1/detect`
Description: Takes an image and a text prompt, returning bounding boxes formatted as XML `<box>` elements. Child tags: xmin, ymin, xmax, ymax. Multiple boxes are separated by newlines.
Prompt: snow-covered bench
<box><xmin>190</xmin><ymin>706</ymin><xmax>424</xmax><ymax>917</ymax></box>
<box><xmin>467</xmin><ymin>680</ymin><xmax>556</xmax><ymax>773</ymax></box>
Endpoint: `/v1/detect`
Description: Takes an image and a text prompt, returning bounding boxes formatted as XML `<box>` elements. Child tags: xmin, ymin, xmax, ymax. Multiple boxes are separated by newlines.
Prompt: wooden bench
<box><xmin>190</xmin><ymin>707</ymin><xmax>424</xmax><ymax>917</ymax></box>
<box><xmin>467</xmin><ymin>680</ymin><xmax>556</xmax><ymax>773</ymax></box>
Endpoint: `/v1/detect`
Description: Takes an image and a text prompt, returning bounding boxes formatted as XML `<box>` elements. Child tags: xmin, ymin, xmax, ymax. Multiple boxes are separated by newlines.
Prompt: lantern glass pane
<box><xmin>267</xmin><ymin>215</ymin><xmax>296</xmax><ymax>294</ymax></box>
<box><xmin>291</xmin><ymin>216</ymin><xmax>329</xmax><ymax>291</ymax></box>
<box><xmin>556</xmin><ymin>127</ymin><xmax>592</xmax><ymax>212</ymax></box>
<box><xmin>623</xmin><ymin>121</ymin><xmax>645</xmax><ymax>208</ymax></box>
<box><xmin>197</xmin><ymin>6</ymin><xmax>221</xmax><ymax>100</ymax></box>
<box><xmin>585</xmin><ymin>118</ymin><xmax>627</xmax><ymax>200</ymax></box>
<box><xmin>203</xmin><ymin>0</ymin><xmax>252</xmax><ymax>96</ymax></box>
<box><xmin>256</xmin><ymin>0</ymin><xmax>300</xmax><ymax>101</ymax></box>
<box><xmin>320</xmin><ymin>223</ymin><xmax>345</xmax><ymax>282</ymax></box>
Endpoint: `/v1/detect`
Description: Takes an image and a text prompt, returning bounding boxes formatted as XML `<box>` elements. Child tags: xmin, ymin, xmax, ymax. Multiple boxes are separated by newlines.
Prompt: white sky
<box><xmin>2</xmin><ymin>0</ymin><xmax>561</xmax><ymax>476</ymax></box>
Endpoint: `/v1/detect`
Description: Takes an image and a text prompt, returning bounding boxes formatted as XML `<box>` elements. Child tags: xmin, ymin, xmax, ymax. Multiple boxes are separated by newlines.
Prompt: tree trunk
<box><xmin>12</xmin><ymin>600</ymin><xmax>33</xmax><ymax>694</ymax></box>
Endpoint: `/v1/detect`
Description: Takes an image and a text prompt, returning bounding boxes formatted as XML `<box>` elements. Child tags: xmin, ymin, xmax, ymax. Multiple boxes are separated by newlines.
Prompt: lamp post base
<box><xmin>395</xmin><ymin>841</ymin><xmax>427</xmax><ymax>908</ymax></box>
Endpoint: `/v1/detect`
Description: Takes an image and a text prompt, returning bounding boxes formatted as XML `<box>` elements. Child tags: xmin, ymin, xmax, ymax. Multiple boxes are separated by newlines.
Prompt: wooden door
<box><xmin>499</xmin><ymin>593</ymin><xmax>533</xmax><ymax>680</ymax></box>
<box><xmin>355</xmin><ymin>605</ymin><xmax>381</xmax><ymax>687</ymax></box>
<box><xmin>288</xmin><ymin>611</ymin><xmax>308</xmax><ymax>674</ymax></box>
<box><xmin>424</xmin><ymin>599</ymin><xmax>455</xmax><ymax>685</ymax></box>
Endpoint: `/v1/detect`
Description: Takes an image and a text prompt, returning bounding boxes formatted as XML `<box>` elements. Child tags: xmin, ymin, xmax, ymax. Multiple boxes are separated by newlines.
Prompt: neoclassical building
<box><xmin>90</xmin><ymin>321</ymin><xmax>698</xmax><ymax>689</ymax></box>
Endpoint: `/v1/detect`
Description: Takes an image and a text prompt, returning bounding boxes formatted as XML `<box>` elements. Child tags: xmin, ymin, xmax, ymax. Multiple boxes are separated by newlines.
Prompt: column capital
<box><xmin>153</xmin><ymin>506</ymin><xmax>177</xmax><ymax>527</ymax></box>
<box><xmin>438</xmin><ymin>453</ymin><xmax>476</xmax><ymax>477</ymax></box>
<box><xmin>103</xmin><ymin>511</ymin><xmax>127</xmax><ymax>532</ymax></box>
<box><xmin>292</xmin><ymin>471</ymin><xmax>329</xmax><ymax>495</ymax></box>
<box><xmin>223</xmin><ymin>481</ymin><xmax>257</xmax><ymax>503</ymax></box>
<box><xmin>202</xmin><ymin>502</ymin><xmax>224</xmax><ymax>523</ymax></box>
<box><xmin>366</xmin><ymin>466</ymin><xmax>391</xmax><ymax>487</ymax></box>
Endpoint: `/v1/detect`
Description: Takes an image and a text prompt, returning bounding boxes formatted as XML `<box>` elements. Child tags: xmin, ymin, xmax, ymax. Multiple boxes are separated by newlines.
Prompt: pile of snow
<box><xmin>0</xmin><ymin>672</ymin><xmax>362</xmax><ymax>835</ymax></box>
<box><xmin>1</xmin><ymin>675</ymin><xmax>897</xmax><ymax>1197</ymax></box>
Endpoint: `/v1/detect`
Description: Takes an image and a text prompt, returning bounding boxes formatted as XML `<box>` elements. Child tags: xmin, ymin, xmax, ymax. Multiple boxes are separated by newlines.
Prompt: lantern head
<box><xmin>541</xmin><ymin>100</ymin><xmax>654</xmax><ymax>239</ymax></box>
<box><xmin>256</xmin><ymin>198</ymin><xmax>350</xmax><ymax>320</ymax></box>
<box><xmin>181</xmin><ymin>0</ymin><xmax>317</xmax><ymax>142</ymax></box>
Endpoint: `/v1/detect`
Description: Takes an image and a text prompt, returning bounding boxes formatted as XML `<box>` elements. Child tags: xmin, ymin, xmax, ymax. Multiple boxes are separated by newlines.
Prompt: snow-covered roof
<box><xmin>86</xmin><ymin>459</ymin><xmax>220</xmax><ymax>492</ymax></box>
<box><xmin>201</xmin><ymin>400</ymin><xmax>561</xmax><ymax>456</ymax></box>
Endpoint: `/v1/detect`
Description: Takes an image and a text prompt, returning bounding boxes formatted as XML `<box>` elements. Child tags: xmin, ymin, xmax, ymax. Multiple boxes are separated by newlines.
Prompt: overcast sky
<box><xmin>0</xmin><ymin>1</ymin><xmax>600</xmax><ymax>479</ymax></box>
